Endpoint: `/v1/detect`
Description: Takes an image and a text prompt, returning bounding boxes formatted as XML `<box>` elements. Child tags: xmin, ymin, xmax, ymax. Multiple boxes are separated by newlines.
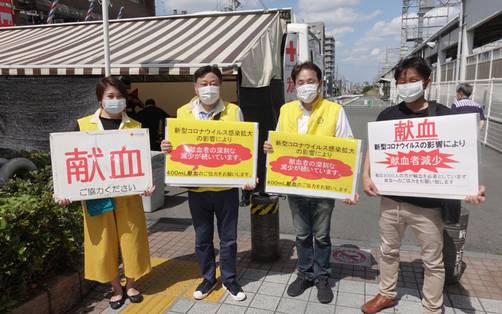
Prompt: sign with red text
<box><xmin>0</xmin><ymin>0</ymin><xmax>14</xmax><ymax>27</ymax></box>
<box><xmin>50</xmin><ymin>129</ymin><xmax>152</xmax><ymax>201</ymax></box>
<box><xmin>368</xmin><ymin>113</ymin><xmax>479</xmax><ymax>199</ymax></box>
<box><xmin>283</xmin><ymin>32</ymin><xmax>299</xmax><ymax>102</ymax></box>
<box><xmin>265</xmin><ymin>131</ymin><xmax>362</xmax><ymax>199</ymax></box>
<box><xmin>165</xmin><ymin>119</ymin><xmax>258</xmax><ymax>187</ymax></box>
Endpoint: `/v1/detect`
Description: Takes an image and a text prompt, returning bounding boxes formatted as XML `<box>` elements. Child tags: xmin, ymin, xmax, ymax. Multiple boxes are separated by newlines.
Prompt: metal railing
<box><xmin>429</xmin><ymin>79</ymin><xmax>502</xmax><ymax>152</ymax></box>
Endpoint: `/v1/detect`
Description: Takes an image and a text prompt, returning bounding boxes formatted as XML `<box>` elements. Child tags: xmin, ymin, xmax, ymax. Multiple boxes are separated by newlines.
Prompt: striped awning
<box><xmin>0</xmin><ymin>10</ymin><xmax>284</xmax><ymax>87</ymax></box>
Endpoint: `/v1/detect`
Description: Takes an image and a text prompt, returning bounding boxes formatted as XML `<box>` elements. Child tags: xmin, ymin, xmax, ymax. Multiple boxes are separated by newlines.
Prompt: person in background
<box><xmin>57</xmin><ymin>77</ymin><xmax>154</xmax><ymax>310</ymax></box>
<box><xmin>161</xmin><ymin>65</ymin><xmax>254</xmax><ymax>302</ymax></box>
<box><xmin>452</xmin><ymin>83</ymin><xmax>486</xmax><ymax>129</ymax></box>
<box><xmin>126</xmin><ymin>88</ymin><xmax>144</xmax><ymax>121</ymax></box>
<box><xmin>361</xmin><ymin>57</ymin><xmax>486</xmax><ymax>314</ymax></box>
<box><xmin>264</xmin><ymin>61</ymin><xmax>359</xmax><ymax>304</ymax></box>
<box><xmin>136</xmin><ymin>98</ymin><xmax>170</xmax><ymax>151</ymax></box>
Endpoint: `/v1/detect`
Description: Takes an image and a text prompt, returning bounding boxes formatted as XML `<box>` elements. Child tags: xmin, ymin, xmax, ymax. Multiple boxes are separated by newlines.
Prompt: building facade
<box><xmin>381</xmin><ymin>0</ymin><xmax>502</xmax><ymax>152</ymax></box>
<box><xmin>324</xmin><ymin>35</ymin><xmax>335</xmax><ymax>96</ymax></box>
<box><xmin>307</xmin><ymin>22</ymin><xmax>337</xmax><ymax>97</ymax></box>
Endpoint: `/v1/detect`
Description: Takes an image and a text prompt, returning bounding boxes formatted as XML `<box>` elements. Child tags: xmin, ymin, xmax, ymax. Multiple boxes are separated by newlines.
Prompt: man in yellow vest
<box><xmin>264</xmin><ymin>61</ymin><xmax>359</xmax><ymax>304</ymax></box>
<box><xmin>161</xmin><ymin>65</ymin><xmax>254</xmax><ymax>302</ymax></box>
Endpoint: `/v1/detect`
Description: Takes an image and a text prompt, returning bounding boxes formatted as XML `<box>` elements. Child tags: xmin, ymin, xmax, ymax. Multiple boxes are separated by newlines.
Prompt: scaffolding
<box><xmin>377</xmin><ymin>47</ymin><xmax>401</xmax><ymax>80</ymax></box>
<box><xmin>223</xmin><ymin>0</ymin><xmax>242</xmax><ymax>11</ymax></box>
<box><xmin>400</xmin><ymin>0</ymin><xmax>461</xmax><ymax>57</ymax></box>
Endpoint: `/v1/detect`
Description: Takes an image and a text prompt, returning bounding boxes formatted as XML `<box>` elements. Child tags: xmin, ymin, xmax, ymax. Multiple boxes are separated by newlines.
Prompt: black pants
<box><xmin>188</xmin><ymin>188</ymin><xmax>239</xmax><ymax>283</ymax></box>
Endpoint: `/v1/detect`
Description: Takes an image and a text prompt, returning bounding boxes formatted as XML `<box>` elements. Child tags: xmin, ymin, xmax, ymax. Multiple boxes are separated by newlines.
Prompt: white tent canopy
<box><xmin>0</xmin><ymin>10</ymin><xmax>285</xmax><ymax>87</ymax></box>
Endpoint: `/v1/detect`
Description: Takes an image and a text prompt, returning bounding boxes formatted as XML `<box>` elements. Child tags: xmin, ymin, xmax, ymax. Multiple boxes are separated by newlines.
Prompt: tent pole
<box><xmin>102</xmin><ymin>0</ymin><xmax>111</xmax><ymax>77</ymax></box>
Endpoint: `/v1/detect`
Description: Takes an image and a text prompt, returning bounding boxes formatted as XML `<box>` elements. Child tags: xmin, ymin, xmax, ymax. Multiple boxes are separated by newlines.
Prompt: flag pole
<box><xmin>85</xmin><ymin>0</ymin><xmax>95</xmax><ymax>21</ymax></box>
<box><xmin>47</xmin><ymin>0</ymin><xmax>59</xmax><ymax>24</ymax></box>
<box><xmin>101</xmin><ymin>0</ymin><xmax>111</xmax><ymax>77</ymax></box>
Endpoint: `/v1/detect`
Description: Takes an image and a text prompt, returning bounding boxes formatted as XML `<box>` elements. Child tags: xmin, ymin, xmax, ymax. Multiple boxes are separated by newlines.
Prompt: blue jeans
<box><xmin>288</xmin><ymin>195</ymin><xmax>335</xmax><ymax>281</ymax></box>
<box><xmin>188</xmin><ymin>189</ymin><xmax>239</xmax><ymax>284</ymax></box>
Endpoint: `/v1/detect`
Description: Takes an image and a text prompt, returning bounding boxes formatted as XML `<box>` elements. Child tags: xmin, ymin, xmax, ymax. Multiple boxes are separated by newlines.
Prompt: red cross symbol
<box><xmin>286</xmin><ymin>40</ymin><xmax>296</xmax><ymax>62</ymax></box>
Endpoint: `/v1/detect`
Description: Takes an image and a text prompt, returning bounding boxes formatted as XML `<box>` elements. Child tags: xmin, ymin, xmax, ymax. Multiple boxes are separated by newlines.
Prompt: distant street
<box><xmin>149</xmin><ymin>96</ymin><xmax>502</xmax><ymax>255</ymax></box>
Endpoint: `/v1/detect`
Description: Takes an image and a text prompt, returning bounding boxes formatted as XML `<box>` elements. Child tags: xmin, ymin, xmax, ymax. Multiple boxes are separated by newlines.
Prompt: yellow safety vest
<box><xmin>76</xmin><ymin>109</ymin><xmax>151</xmax><ymax>283</ymax></box>
<box><xmin>277</xmin><ymin>97</ymin><xmax>342</xmax><ymax>136</ymax></box>
<box><xmin>77</xmin><ymin>110</ymin><xmax>141</xmax><ymax>131</ymax></box>
<box><xmin>176</xmin><ymin>101</ymin><xmax>242</xmax><ymax>192</ymax></box>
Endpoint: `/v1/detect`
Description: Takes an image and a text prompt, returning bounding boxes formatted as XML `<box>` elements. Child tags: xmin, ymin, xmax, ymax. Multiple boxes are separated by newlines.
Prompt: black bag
<box><xmin>427</xmin><ymin>102</ymin><xmax>461</xmax><ymax>224</ymax></box>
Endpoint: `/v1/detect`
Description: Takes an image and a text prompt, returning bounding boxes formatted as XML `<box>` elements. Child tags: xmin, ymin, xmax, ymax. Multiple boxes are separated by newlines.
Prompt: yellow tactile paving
<box><xmin>121</xmin><ymin>257</ymin><xmax>225</xmax><ymax>314</ymax></box>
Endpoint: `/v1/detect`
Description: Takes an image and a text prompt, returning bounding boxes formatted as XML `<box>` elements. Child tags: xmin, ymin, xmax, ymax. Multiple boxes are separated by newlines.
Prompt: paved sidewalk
<box><xmin>73</xmin><ymin>218</ymin><xmax>502</xmax><ymax>314</ymax></box>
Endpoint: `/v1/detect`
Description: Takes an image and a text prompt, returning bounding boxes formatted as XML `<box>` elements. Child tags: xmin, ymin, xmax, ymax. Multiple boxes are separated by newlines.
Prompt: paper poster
<box><xmin>368</xmin><ymin>113</ymin><xmax>479</xmax><ymax>199</ymax></box>
<box><xmin>165</xmin><ymin>119</ymin><xmax>258</xmax><ymax>187</ymax></box>
<box><xmin>265</xmin><ymin>131</ymin><xmax>362</xmax><ymax>199</ymax></box>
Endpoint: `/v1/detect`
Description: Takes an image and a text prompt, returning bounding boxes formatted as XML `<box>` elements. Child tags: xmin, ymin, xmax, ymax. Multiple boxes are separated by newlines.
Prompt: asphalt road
<box><xmin>148</xmin><ymin>96</ymin><xmax>502</xmax><ymax>255</ymax></box>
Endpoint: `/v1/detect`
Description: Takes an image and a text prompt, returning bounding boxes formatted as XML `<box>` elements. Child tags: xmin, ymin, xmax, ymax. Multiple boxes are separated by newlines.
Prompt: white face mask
<box><xmin>102</xmin><ymin>98</ymin><xmax>126</xmax><ymax>114</ymax></box>
<box><xmin>397</xmin><ymin>81</ymin><xmax>424</xmax><ymax>103</ymax></box>
<box><xmin>198</xmin><ymin>85</ymin><xmax>220</xmax><ymax>105</ymax></box>
<box><xmin>296</xmin><ymin>83</ymin><xmax>319</xmax><ymax>103</ymax></box>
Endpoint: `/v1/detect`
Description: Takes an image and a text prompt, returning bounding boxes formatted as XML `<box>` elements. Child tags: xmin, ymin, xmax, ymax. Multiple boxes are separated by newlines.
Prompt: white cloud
<box><xmin>299</xmin><ymin>7</ymin><xmax>382</xmax><ymax>28</ymax></box>
<box><xmin>298</xmin><ymin>0</ymin><xmax>360</xmax><ymax>12</ymax></box>
<box><xmin>370</xmin><ymin>48</ymin><xmax>381</xmax><ymax>56</ymax></box>
<box><xmin>332</xmin><ymin>26</ymin><xmax>354</xmax><ymax>37</ymax></box>
<box><xmin>354</xmin><ymin>16</ymin><xmax>402</xmax><ymax>49</ymax></box>
<box><xmin>366</xmin><ymin>16</ymin><xmax>402</xmax><ymax>39</ymax></box>
<box><xmin>338</xmin><ymin>15</ymin><xmax>402</xmax><ymax>68</ymax></box>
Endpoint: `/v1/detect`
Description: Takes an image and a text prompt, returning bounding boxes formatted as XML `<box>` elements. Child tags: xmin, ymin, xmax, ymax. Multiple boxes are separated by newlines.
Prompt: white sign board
<box><xmin>50</xmin><ymin>129</ymin><xmax>153</xmax><ymax>201</ymax></box>
<box><xmin>368</xmin><ymin>113</ymin><xmax>479</xmax><ymax>199</ymax></box>
<box><xmin>283</xmin><ymin>32</ymin><xmax>299</xmax><ymax>102</ymax></box>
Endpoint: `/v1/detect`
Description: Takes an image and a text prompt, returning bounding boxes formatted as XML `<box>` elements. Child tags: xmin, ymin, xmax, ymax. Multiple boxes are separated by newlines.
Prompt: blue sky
<box><xmin>155</xmin><ymin>0</ymin><xmax>403</xmax><ymax>83</ymax></box>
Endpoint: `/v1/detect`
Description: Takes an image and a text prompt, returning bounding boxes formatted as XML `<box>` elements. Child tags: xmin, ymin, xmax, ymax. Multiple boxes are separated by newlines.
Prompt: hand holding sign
<box><xmin>160</xmin><ymin>140</ymin><xmax>173</xmax><ymax>154</ymax></box>
<box><xmin>465</xmin><ymin>185</ymin><xmax>486</xmax><ymax>204</ymax></box>
<box><xmin>263</xmin><ymin>141</ymin><xmax>273</xmax><ymax>154</ymax></box>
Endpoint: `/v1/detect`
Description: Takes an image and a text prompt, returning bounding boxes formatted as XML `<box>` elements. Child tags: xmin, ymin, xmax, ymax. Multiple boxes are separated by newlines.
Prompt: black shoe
<box><xmin>193</xmin><ymin>279</ymin><xmax>217</xmax><ymax>300</ymax></box>
<box><xmin>223</xmin><ymin>280</ymin><xmax>246</xmax><ymax>301</ymax></box>
<box><xmin>126</xmin><ymin>288</ymin><xmax>144</xmax><ymax>303</ymax></box>
<box><xmin>109</xmin><ymin>291</ymin><xmax>126</xmax><ymax>310</ymax></box>
<box><xmin>316</xmin><ymin>277</ymin><xmax>334</xmax><ymax>304</ymax></box>
<box><xmin>287</xmin><ymin>273</ymin><xmax>314</xmax><ymax>297</ymax></box>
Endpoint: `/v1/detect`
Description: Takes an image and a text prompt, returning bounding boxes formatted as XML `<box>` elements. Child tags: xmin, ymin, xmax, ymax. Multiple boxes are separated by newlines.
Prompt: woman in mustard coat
<box><xmin>56</xmin><ymin>77</ymin><xmax>153</xmax><ymax>310</ymax></box>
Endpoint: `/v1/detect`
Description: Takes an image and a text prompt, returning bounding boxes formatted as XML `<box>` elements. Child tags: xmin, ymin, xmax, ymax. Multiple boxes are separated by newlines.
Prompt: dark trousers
<box><xmin>288</xmin><ymin>195</ymin><xmax>335</xmax><ymax>280</ymax></box>
<box><xmin>188</xmin><ymin>188</ymin><xmax>239</xmax><ymax>284</ymax></box>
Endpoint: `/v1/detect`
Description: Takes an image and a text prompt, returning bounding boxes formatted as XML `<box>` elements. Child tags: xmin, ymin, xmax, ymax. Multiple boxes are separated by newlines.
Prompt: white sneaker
<box><xmin>223</xmin><ymin>281</ymin><xmax>246</xmax><ymax>301</ymax></box>
<box><xmin>193</xmin><ymin>279</ymin><xmax>217</xmax><ymax>300</ymax></box>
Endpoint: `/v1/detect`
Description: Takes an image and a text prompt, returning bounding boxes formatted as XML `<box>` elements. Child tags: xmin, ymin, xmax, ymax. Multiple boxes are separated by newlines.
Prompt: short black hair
<box><xmin>291</xmin><ymin>61</ymin><xmax>322</xmax><ymax>83</ymax></box>
<box><xmin>456</xmin><ymin>83</ymin><xmax>473</xmax><ymax>97</ymax></box>
<box><xmin>145</xmin><ymin>98</ymin><xmax>156</xmax><ymax>106</ymax></box>
<box><xmin>394</xmin><ymin>56</ymin><xmax>432</xmax><ymax>81</ymax></box>
<box><xmin>96</xmin><ymin>76</ymin><xmax>128</xmax><ymax>101</ymax></box>
<box><xmin>193</xmin><ymin>65</ymin><xmax>223</xmax><ymax>84</ymax></box>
